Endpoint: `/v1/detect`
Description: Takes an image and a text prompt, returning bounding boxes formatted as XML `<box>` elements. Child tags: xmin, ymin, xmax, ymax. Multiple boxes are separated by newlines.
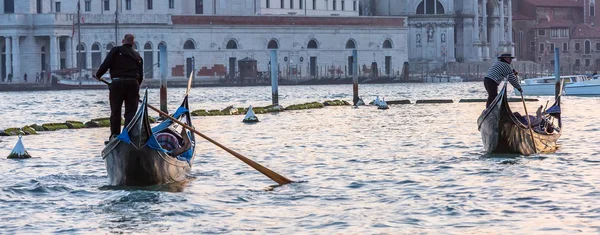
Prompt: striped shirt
<box><xmin>485</xmin><ymin>60</ymin><xmax>522</xmax><ymax>90</ymax></box>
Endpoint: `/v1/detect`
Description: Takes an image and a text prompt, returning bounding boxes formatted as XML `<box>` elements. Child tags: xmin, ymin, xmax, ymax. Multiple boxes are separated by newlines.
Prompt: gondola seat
<box><xmin>155</xmin><ymin>132</ymin><xmax>180</xmax><ymax>151</ymax></box>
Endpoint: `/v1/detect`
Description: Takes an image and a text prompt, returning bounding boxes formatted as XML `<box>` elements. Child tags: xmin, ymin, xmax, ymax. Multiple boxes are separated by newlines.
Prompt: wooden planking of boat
<box><xmin>101</xmin><ymin>90</ymin><xmax>196</xmax><ymax>186</ymax></box>
<box><xmin>477</xmin><ymin>80</ymin><xmax>564</xmax><ymax>155</ymax></box>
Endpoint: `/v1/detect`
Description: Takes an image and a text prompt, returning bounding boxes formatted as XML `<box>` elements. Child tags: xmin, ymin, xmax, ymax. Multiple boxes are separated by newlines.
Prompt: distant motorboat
<box><xmin>56</xmin><ymin>78</ymin><xmax>107</xmax><ymax>89</ymax></box>
<box><xmin>424</xmin><ymin>75</ymin><xmax>463</xmax><ymax>83</ymax></box>
<box><xmin>517</xmin><ymin>75</ymin><xmax>600</xmax><ymax>96</ymax></box>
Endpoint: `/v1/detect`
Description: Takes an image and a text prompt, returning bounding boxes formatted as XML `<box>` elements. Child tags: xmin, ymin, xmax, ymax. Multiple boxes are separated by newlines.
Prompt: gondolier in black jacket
<box><xmin>95</xmin><ymin>34</ymin><xmax>144</xmax><ymax>141</ymax></box>
<box><xmin>484</xmin><ymin>52</ymin><xmax>522</xmax><ymax>108</ymax></box>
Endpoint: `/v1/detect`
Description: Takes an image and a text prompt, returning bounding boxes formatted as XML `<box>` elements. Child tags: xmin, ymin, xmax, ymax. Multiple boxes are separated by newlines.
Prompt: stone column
<box><xmin>500</xmin><ymin>0</ymin><xmax>505</xmax><ymax>44</ymax></box>
<box><xmin>474</xmin><ymin>0</ymin><xmax>479</xmax><ymax>43</ymax></box>
<box><xmin>0</xmin><ymin>38</ymin><xmax>3</xmax><ymax>79</ymax></box>
<box><xmin>50</xmin><ymin>35</ymin><xmax>59</xmax><ymax>72</ymax></box>
<box><xmin>508</xmin><ymin>0</ymin><xmax>515</xmax><ymax>56</ymax></box>
<box><xmin>5</xmin><ymin>37</ymin><xmax>11</xmax><ymax>80</ymax></box>
<box><xmin>153</xmin><ymin>47</ymin><xmax>159</xmax><ymax>79</ymax></box>
<box><xmin>448</xmin><ymin>23</ymin><xmax>456</xmax><ymax>62</ymax></box>
<box><xmin>482</xmin><ymin>0</ymin><xmax>489</xmax><ymax>60</ymax></box>
<box><xmin>66</xmin><ymin>37</ymin><xmax>72</xmax><ymax>68</ymax></box>
<box><xmin>12</xmin><ymin>36</ymin><xmax>20</xmax><ymax>82</ymax></box>
<box><xmin>86</xmin><ymin>47</ymin><xmax>92</xmax><ymax>70</ymax></box>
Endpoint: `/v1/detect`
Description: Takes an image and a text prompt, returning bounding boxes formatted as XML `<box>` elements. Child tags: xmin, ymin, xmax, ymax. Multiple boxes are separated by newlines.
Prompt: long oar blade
<box><xmin>93</xmin><ymin>76</ymin><xmax>293</xmax><ymax>185</ymax></box>
<box><xmin>146</xmin><ymin>103</ymin><xmax>294</xmax><ymax>185</ymax></box>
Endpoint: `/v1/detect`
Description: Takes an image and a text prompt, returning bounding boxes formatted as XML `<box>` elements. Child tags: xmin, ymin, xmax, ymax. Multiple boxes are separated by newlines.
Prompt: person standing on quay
<box><xmin>95</xmin><ymin>34</ymin><xmax>144</xmax><ymax>141</ymax></box>
<box><xmin>7</xmin><ymin>73</ymin><xmax>12</xmax><ymax>83</ymax></box>
<box><xmin>483</xmin><ymin>52</ymin><xmax>522</xmax><ymax>108</ymax></box>
<box><xmin>23</xmin><ymin>73</ymin><xmax>27</xmax><ymax>82</ymax></box>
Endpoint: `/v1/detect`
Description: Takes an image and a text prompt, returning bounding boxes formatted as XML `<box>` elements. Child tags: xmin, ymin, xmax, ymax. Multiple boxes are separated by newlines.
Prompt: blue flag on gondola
<box><xmin>545</xmin><ymin>102</ymin><xmax>561</xmax><ymax>118</ymax></box>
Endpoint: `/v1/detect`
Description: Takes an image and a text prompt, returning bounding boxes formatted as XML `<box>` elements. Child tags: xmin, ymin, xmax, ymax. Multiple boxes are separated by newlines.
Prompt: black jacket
<box><xmin>96</xmin><ymin>44</ymin><xmax>144</xmax><ymax>84</ymax></box>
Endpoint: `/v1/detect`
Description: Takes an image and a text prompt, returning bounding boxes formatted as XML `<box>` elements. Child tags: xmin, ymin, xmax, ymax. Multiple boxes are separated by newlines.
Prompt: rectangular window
<box><xmin>550</xmin><ymin>43</ymin><xmax>555</xmax><ymax>51</ymax></box>
<box><xmin>126</xmin><ymin>0</ymin><xmax>132</xmax><ymax>10</ymax></box>
<box><xmin>551</xmin><ymin>29</ymin><xmax>558</xmax><ymax>38</ymax></box>
<box><xmin>591</xmin><ymin>5</ymin><xmax>596</xmax><ymax>16</ymax></box>
<box><xmin>333</xmin><ymin>0</ymin><xmax>336</xmax><ymax>10</ymax></box>
<box><xmin>313</xmin><ymin>0</ymin><xmax>316</xmax><ymax>10</ymax></box>
<box><xmin>538</xmin><ymin>29</ymin><xmax>546</xmax><ymax>36</ymax></box>
<box><xmin>37</xmin><ymin>0</ymin><xmax>42</xmax><ymax>13</ymax></box>
<box><xmin>195</xmin><ymin>0</ymin><xmax>203</xmax><ymax>14</ymax></box>
<box><xmin>169</xmin><ymin>0</ymin><xmax>175</xmax><ymax>9</ymax></box>
<box><xmin>539</xmin><ymin>43</ymin><xmax>545</xmax><ymax>52</ymax></box>
<box><xmin>281</xmin><ymin>0</ymin><xmax>284</xmax><ymax>8</ymax></box>
<box><xmin>55</xmin><ymin>2</ymin><xmax>61</xmax><ymax>12</ymax></box>
<box><xmin>586</xmin><ymin>59</ymin><xmax>591</xmax><ymax>67</ymax></box>
<box><xmin>290</xmin><ymin>0</ymin><xmax>293</xmax><ymax>9</ymax></box>
<box><xmin>561</xmin><ymin>29</ymin><xmax>569</xmax><ymax>37</ymax></box>
<box><xmin>4</xmin><ymin>0</ymin><xmax>14</xmax><ymax>13</ymax></box>
<box><xmin>341</xmin><ymin>0</ymin><xmax>344</xmax><ymax>10</ymax></box>
<box><xmin>85</xmin><ymin>0</ymin><xmax>91</xmax><ymax>11</ymax></box>
<box><xmin>267</xmin><ymin>0</ymin><xmax>270</xmax><ymax>8</ymax></box>
<box><xmin>104</xmin><ymin>0</ymin><xmax>110</xmax><ymax>11</ymax></box>
<box><xmin>575</xmin><ymin>59</ymin><xmax>580</xmax><ymax>66</ymax></box>
<box><xmin>299</xmin><ymin>0</ymin><xmax>303</xmax><ymax>9</ymax></box>
<box><xmin>596</xmin><ymin>43</ymin><xmax>600</xmax><ymax>51</ymax></box>
<box><xmin>563</xmin><ymin>42</ymin><xmax>568</xmax><ymax>51</ymax></box>
<box><xmin>550</xmin><ymin>60</ymin><xmax>555</xmax><ymax>65</ymax></box>
<box><xmin>147</xmin><ymin>0</ymin><xmax>153</xmax><ymax>9</ymax></box>
<box><xmin>353</xmin><ymin>1</ymin><xmax>356</xmax><ymax>11</ymax></box>
<box><xmin>576</xmin><ymin>42</ymin><xmax>581</xmax><ymax>51</ymax></box>
<box><xmin>530</xmin><ymin>41</ymin><xmax>535</xmax><ymax>52</ymax></box>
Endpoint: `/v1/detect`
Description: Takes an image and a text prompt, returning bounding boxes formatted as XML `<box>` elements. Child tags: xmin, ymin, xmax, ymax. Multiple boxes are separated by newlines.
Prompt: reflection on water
<box><xmin>0</xmin><ymin>83</ymin><xmax>599</xmax><ymax>234</ymax></box>
<box><xmin>99</xmin><ymin>176</ymin><xmax>196</xmax><ymax>193</ymax></box>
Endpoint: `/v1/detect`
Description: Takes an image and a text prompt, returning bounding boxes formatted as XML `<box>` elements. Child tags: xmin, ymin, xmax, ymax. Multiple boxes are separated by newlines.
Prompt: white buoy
<box><xmin>356</xmin><ymin>98</ymin><xmax>366</xmax><ymax>106</ymax></box>
<box><xmin>7</xmin><ymin>136</ymin><xmax>32</xmax><ymax>159</ymax></box>
<box><xmin>372</xmin><ymin>96</ymin><xmax>382</xmax><ymax>106</ymax></box>
<box><xmin>378</xmin><ymin>98</ymin><xmax>389</xmax><ymax>110</ymax></box>
<box><xmin>243</xmin><ymin>105</ymin><xmax>259</xmax><ymax>123</ymax></box>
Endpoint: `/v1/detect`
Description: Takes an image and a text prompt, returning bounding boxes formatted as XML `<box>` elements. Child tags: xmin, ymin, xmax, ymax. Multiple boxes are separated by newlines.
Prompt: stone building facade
<box><xmin>0</xmin><ymin>0</ymin><xmax>407</xmax><ymax>82</ymax></box>
<box><xmin>513</xmin><ymin>0</ymin><xmax>600</xmax><ymax>74</ymax></box>
<box><xmin>372</xmin><ymin>0</ymin><xmax>515</xmax><ymax>66</ymax></box>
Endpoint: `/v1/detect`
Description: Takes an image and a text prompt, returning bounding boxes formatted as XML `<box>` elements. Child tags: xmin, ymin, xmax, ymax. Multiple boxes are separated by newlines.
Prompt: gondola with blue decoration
<box><xmin>101</xmin><ymin>90</ymin><xmax>196</xmax><ymax>186</ymax></box>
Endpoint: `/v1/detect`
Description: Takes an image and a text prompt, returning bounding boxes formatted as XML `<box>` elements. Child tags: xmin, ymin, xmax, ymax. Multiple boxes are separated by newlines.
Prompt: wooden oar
<box><xmin>520</xmin><ymin>92</ymin><xmax>538</xmax><ymax>154</ymax></box>
<box><xmin>94</xmin><ymin>76</ymin><xmax>294</xmax><ymax>185</ymax></box>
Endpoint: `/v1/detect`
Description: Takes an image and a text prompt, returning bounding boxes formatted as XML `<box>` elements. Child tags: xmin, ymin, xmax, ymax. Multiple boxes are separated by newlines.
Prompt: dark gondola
<box><xmin>101</xmin><ymin>91</ymin><xmax>196</xmax><ymax>186</ymax></box>
<box><xmin>477</xmin><ymin>81</ymin><xmax>563</xmax><ymax>155</ymax></box>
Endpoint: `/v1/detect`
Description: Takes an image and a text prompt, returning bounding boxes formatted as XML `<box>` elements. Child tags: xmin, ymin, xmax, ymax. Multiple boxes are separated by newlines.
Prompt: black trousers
<box><xmin>484</xmin><ymin>77</ymin><xmax>499</xmax><ymax>108</ymax></box>
<box><xmin>109</xmin><ymin>79</ymin><xmax>140</xmax><ymax>136</ymax></box>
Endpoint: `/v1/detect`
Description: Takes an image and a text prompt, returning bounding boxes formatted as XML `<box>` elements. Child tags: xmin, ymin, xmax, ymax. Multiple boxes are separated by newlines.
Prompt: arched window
<box><xmin>143</xmin><ymin>42</ymin><xmax>153</xmax><ymax>78</ymax></box>
<box><xmin>133</xmin><ymin>42</ymin><xmax>139</xmax><ymax>51</ymax></box>
<box><xmin>585</xmin><ymin>40</ymin><xmax>591</xmax><ymax>54</ymax></box>
<box><xmin>383</xmin><ymin>39</ymin><xmax>392</xmax><ymax>49</ymax></box>
<box><xmin>183</xmin><ymin>40</ymin><xmax>195</xmax><ymax>49</ymax></box>
<box><xmin>106</xmin><ymin>43</ymin><xmax>114</xmax><ymax>51</ymax></box>
<box><xmin>92</xmin><ymin>43</ymin><xmax>102</xmax><ymax>69</ymax></box>
<box><xmin>416</xmin><ymin>0</ymin><xmax>444</xmax><ymax>14</ymax></box>
<box><xmin>226</xmin><ymin>40</ymin><xmax>238</xmax><ymax>49</ymax></box>
<box><xmin>77</xmin><ymin>43</ymin><xmax>85</xmax><ymax>51</ymax></box>
<box><xmin>345</xmin><ymin>39</ymin><xmax>356</xmax><ymax>49</ymax></box>
<box><xmin>267</xmin><ymin>39</ymin><xmax>279</xmax><ymax>49</ymax></box>
<box><xmin>307</xmin><ymin>39</ymin><xmax>318</xmax><ymax>49</ymax></box>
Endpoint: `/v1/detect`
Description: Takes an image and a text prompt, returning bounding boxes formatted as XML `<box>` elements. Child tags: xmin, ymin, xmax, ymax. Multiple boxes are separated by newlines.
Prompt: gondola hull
<box><xmin>101</xmin><ymin>92</ymin><xmax>196</xmax><ymax>186</ymax></box>
<box><xmin>478</xmin><ymin>83</ymin><xmax>561</xmax><ymax>155</ymax></box>
<box><xmin>103</xmin><ymin>142</ymin><xmax>192</xmax><ymax>186</ymax></box>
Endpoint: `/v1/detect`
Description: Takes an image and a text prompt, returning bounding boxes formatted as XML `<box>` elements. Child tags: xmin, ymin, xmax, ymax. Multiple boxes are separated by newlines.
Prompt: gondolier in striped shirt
<box><xmin>484</xmin><ymin>52</ymin><xmax>523</xmax><ymax>108</ymax></box>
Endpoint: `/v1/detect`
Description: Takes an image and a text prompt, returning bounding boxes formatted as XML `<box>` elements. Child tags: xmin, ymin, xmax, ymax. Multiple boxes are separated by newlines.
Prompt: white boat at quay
<box><xmin>517</xmin><ymin>75</ymin><xmax>600</xmax><ymax>96</ymax></box>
